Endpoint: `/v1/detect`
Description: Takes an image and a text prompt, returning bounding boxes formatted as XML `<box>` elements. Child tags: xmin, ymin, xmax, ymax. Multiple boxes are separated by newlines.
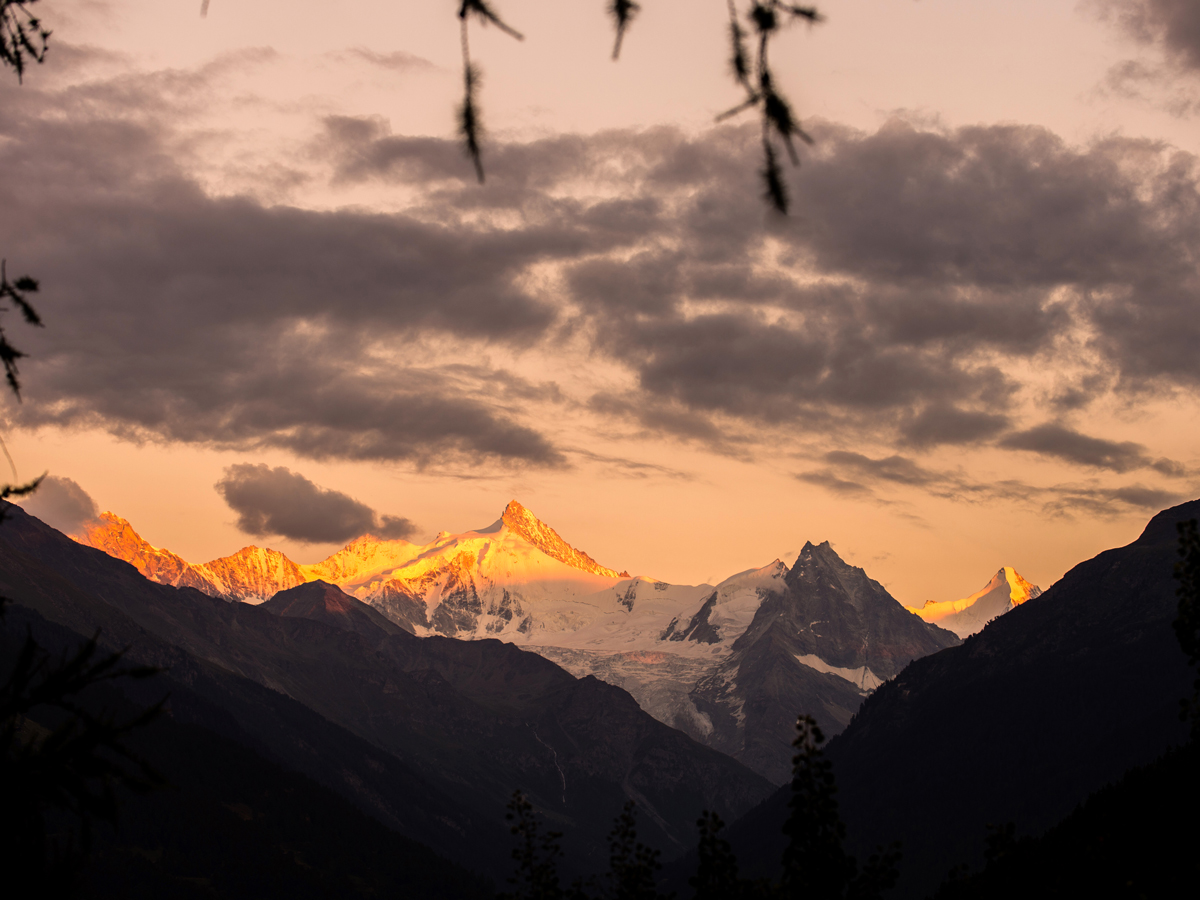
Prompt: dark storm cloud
<box><xmin>796</xmin><ymin>452</ymin><xmax>972</xmax><ymax>505</ymax></box>
<box><xmin>997</xmin><ymin>424</ymin><xmax>1183</xmax><ymax>474</ymax></box>
<box><xmin>1041</xmin><ymin>483</ymin><xmax>1187</xmax><ymax>517</ymax></box>
<box><xmin>215</xmin><ymin>463</ymin><xmax>416</xmax><ymax>543</ymax></box>
<box><xmin>0</xmin><ymin>68</ymin><xmax>586</xmax><ymax>468</ymax></box>
<box><xmin>788</xmin><ymin>122</ymin><xmax>1190</xmax><ymax>290</ymax></box>
<box><xmin>6</xmin><ymin>49</ymin><xmax>1200</xmax><ymax>489</ymax></box>
<box><xmin>17</xmin><ymin>475</ymin><xmax>98</xmax><ymax>535</ymax></box>
<box><xmin>586</xmin><ymin>391</ymin><xmax>743</xmax><ymax>456</ymax></box>
<box><xmin>601</xmin><ymin>309</ymin><xmax>1018</xmax><ymax>428</ymax></box>
<box><xmin>900</xmin><ymin>404</ymin><xmax>1011</xmax><ymax>447</ymax></box>
<box><xmin>558</xmin><ymin>119</ymin><xmax>1200</xmax><ymax>455</ymax></box>
<box><xmin>1097</xmin><ymin>0</ymin><xmax>1200</xmax><ymax>73</ymax></box>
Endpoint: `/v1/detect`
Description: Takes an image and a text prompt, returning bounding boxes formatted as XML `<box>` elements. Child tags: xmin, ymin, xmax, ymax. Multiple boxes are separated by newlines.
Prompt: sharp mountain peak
<box><xmin>499</xmin><ymin>499</ymin><xmax>629</xmax><ymax>579</ymax></box>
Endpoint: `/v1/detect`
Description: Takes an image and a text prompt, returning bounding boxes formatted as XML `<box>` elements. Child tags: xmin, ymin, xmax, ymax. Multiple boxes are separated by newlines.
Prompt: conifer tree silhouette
<box><xmin>781</xmin><ymin>715</ymin><xmax>900</xmax><ymax>900</ymax></box>
<box><xmin>502</xmin><ymin>716</ymin><xmax>900</xmax><ymax>900</ymax></box>
<box><xmin>689</xmin><ymin>810</ymin><xmax>742</xmax><ymax>900</ymax></box>
<box><xmin>500</xmin><ymin>790</ymin><xmax>568</xmax><ymax>900</ymax></box>
<box><xmin>604</xmin><ymin>800</ymin><xmax>667</xmax><ymax>900</ymax></box>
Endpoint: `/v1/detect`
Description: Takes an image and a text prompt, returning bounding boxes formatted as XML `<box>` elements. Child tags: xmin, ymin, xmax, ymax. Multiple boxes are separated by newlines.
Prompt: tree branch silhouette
<box><xmin>450</xmin><ymin>1</ymin><xmax>821</xmax><ymax>211</ymax></box>
<box><xmin>0</xmin><ymin>0</ymin><xmax>49</xmax><ymax>82</ymax></box>
<box><xmin>2</xmin><ymin>3</ymin><xmax>47</xmax><ymax>506</ymax></box>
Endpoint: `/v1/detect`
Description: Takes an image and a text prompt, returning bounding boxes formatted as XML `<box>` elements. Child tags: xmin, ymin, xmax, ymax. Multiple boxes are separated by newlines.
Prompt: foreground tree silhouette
<box><xmin>0</xmin><ymin>598</ymin><xmax>165</xmax><ymax>895</ymax></box>
<box><xmin>195</xmin><ymin>0</ymin><xmax>822</xmax><ymax>212</ymax></box>
<box><xmin>604</xmin><ymin>800</ymin><xmax>668</xmax><ymax>900</ymax></box>
<box><xmin>689</xmin><ymin>810</ymin><xmax>750</xmax><ymax>900</ymax></box>
<box><xmin>0</xmin><ymin>0</ymin><xmax>48</xmax><ymax>80</ymax></box>
<box><xmin>2</xmin><ymin>22</ymin><xmax>166</xmax><ymax>886</ymax></box>
<box><xmin>500</xmin><ymin>790</ymin><xmax>571</xmax><ymax>900</ymax></box>
<box><xmin>504</xmin><ymin>715</ymin><xmax>899</xmax><ymax>900</ymax></box>
<box><xmin>1</xmin><ymin>2</ymin><xmax>47</xmax><ymax>506</ymax></box>
<box><xmin>781</xmin><ymin>715</ymin><xmax>900</xmax><ymax>900</ymax></box>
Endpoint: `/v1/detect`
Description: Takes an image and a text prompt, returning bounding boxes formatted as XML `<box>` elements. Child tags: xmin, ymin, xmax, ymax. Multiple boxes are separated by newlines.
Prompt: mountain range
<box><xmin>73</xmin><ymin>501</ymin><xmax>996</xmax><ymax>781</ymax></box>
<box><xmin>0</xmin><ymin>502</ymin><xmax>772</xmax><ymax>877</ymax></box>
<box><xmin>5</xmin><ymin>493</ymin><xmax>1195</xmax><ymax>895</ymax></box>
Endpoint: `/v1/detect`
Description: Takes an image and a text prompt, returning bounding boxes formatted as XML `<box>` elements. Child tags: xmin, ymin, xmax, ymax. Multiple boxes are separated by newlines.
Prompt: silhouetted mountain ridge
<box><xmin>721</xmin><ymin>499</ymin><xmax>1197</xmax><ymax>897</ymax></box>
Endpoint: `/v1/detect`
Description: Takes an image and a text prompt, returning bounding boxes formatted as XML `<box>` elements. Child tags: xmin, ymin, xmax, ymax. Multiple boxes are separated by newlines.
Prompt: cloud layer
<box><xmin>1099</xmin><ymin>0</ymin><xmax>1200</xmax><ymax>73</ymax></box>
<box><xmin>215</xmin><ymin>463</ymin><xmax>416</xmax><ymax>543</ymax></box>
<box><xmin>2</xmin><ymin>47</ymin><xmax>1197</xmax><ymax>514</ymax></box>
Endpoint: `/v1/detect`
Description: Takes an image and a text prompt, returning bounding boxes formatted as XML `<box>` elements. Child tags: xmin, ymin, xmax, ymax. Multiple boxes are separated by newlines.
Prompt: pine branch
<box><xmin>0</xmin><ymin>259</ymin><xmax>43</xmax><ymax>399</ymax></box>
<box><xmin>0</xmin><ymin>0</ymin><xmax>50</xmax><ymax>83</ymax></box>
<box><xmin>609</xmin><ymin>0</ymin><xmax>641</xmax><ymax>60</ymax></box>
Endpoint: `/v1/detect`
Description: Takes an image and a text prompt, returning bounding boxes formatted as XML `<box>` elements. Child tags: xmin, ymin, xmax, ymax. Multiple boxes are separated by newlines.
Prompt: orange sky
<box><xmin>4</xmin><ymin>0</ymin><xmax>1200</xmax><ymax>606</ymax></box>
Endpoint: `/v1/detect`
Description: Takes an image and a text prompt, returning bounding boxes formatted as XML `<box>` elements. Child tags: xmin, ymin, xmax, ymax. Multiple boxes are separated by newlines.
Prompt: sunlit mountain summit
<box><xmin>906</xmin><ymin>566</ymin><xmax>1042</xmax><ymax>638</ymax></box>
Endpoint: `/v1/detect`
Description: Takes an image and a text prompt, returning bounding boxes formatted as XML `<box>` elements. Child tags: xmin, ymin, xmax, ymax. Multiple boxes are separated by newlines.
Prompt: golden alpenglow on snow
<box><xmin>907</xmin><ymin>567</ymin><xmax>1043</xmax><ymax>638</ymax></box>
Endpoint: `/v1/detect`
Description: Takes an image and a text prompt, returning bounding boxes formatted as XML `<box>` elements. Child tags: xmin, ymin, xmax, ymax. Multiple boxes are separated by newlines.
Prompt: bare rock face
<box><xmin>782</xmin><ymin>542</ymin><xmax>960</xmax><ymax>680</ymax></box>
<box><xmin>688</xmin><ymin>542</ymin><xmax>960</xmax><ymax>783</ymax></box>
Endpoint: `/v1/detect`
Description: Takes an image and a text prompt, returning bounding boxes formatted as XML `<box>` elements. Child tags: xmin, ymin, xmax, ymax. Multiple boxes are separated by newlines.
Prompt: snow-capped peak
<box><xmin>499</xmin><ymin>500</ymin><xmax>629</xmax><ymax>579</ymax></box>
<box><xmin>998</xmin><ymin>565</ymin><xmax>1041</xmax><ymax>606</ymax></box>
<box><xmin>906</xmin><ymin>566</ymin><xmax>1042</xmax><ymax>638</ymax></box>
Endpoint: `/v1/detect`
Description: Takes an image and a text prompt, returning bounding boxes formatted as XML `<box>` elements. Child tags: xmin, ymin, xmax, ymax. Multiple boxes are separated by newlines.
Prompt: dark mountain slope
<box><xmin>723</xmin><ymin>500</ymin><xmax>1196</xmax><ymax>897</ymax></box>
<box><xmin>0</xmin><ymin>504</ymin><xmax>772</xmax><ymax>873</ymax></box>
<box><xmin>262</xmin><ymin>579</ymin><xmax>407</xmax><ymax>638</ymax></box>
<box><xmin>691</xmin><ymin>541</ymin><xmax>959</xmax><ymax>782</ymax></box>
<box><xmin>932</xmin><ymin>740</ymin><xmax>1200</xmax><ymax>899</ymax></box>
<box><xmin>0</xmin><ymin>570</ymin><xmax>510</xmax><ymax>878</ymax></box>
<box><xmin>0</xmin><ymin>613</ymin><xmax>494</xmax><ymax>900</ymax></box>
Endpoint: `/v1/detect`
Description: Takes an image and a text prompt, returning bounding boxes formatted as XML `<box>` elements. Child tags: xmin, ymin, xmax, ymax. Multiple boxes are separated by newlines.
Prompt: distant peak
<box><xmin>500</xmin><ymin>500</ymin><xmax>627</xmax><ymax>579</ymax></box>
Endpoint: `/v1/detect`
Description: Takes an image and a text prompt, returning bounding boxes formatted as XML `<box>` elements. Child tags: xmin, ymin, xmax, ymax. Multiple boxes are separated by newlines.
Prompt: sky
<box><xmin>4</xmin><ymin>0</ymin><xmax>1200</xmax><ymax>604</ymax></box>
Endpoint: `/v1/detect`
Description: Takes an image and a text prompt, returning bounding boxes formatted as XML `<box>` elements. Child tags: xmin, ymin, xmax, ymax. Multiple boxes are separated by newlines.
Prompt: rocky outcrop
<box><xmin>687</xmin><ymin>542</ymin><xmax>960</xmax><ymax>783</ymax></box>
